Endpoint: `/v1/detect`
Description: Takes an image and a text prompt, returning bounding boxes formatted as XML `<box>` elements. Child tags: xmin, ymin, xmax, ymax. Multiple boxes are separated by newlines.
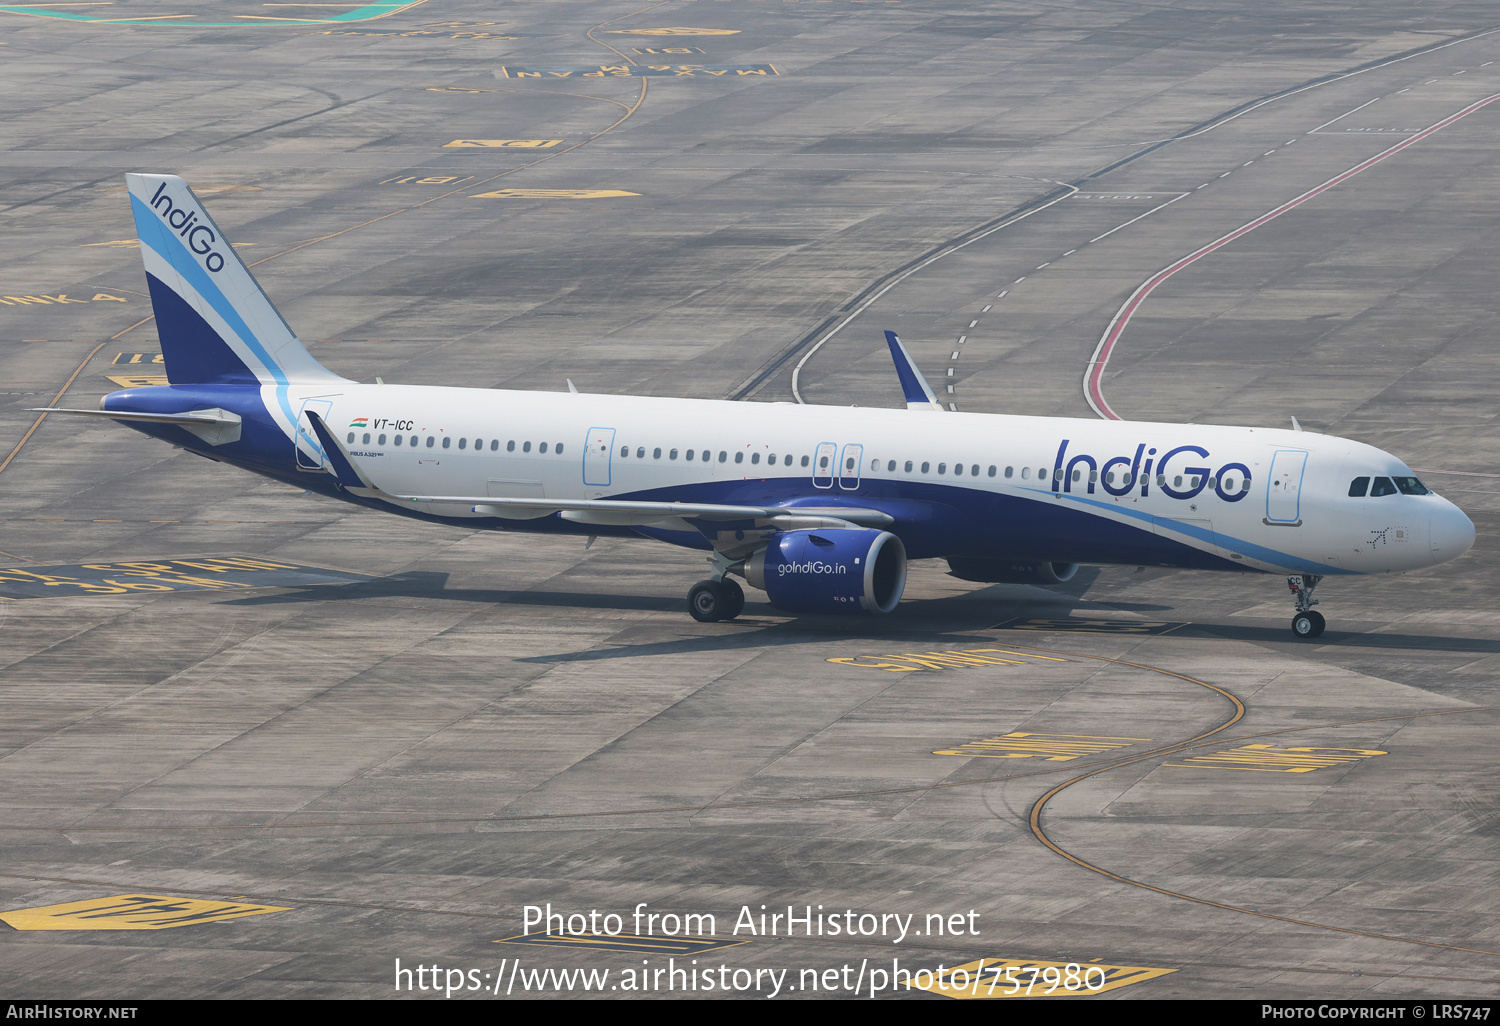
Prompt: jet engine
<box><xmin>744</xmin><ymin>529</ymin><xmax>907</xmax><ymax>614</ymax></box>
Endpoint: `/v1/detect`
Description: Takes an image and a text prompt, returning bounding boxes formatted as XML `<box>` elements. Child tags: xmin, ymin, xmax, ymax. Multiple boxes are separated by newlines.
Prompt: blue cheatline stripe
<box><xmin>1026</xmin><ymin>486</ymin><xmax>1357</xmax><ymax>576</ymax></box>
<box><xmin>0</xmin><ymin>3</ymin><xmax>418</xmax><ymax>26</ymax></box>
<box><xmin>130</xmin><ymin>193</ymin><xmax>297</xmax><ymax>430</ymax></box>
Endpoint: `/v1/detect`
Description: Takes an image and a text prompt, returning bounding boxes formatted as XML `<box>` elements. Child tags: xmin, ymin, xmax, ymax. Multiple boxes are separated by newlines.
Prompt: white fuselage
<box><xmin>289</xmin><ymin>383</ymin><xmax>1475</xmax><ymax>577</ymax></box>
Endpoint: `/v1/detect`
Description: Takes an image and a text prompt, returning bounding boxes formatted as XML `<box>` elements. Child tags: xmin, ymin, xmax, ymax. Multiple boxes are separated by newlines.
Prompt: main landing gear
<box><xmin>1288</xmin><ymin>574</ymin><xmax>1325</xmax><ymax>639</ymax></box>
<box><xmin>688</xmin><ymin>577</ymin><xmax>745</xmax><ymax>623</ymax></box>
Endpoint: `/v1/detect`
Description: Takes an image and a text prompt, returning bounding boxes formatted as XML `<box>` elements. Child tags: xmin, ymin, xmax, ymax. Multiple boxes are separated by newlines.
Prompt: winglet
<box><xmin>303</xmin><ymin>410</ymin><xmax>375</xmax><ymax>490</ymax></box>
<box><xmin>884</xmin><ymin>330</ymin><xmax>944</xmax><ymax>411</ymax></box>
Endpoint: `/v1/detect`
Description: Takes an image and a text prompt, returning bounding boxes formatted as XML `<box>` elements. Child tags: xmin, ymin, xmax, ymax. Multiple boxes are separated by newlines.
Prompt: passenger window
<box><xmin>362</xmin><ymin>432</ymin><xmax>371</xmax><ymax>444</ymax></box>
<box><xmin>394</xmin><ymin>435</ymin><xmax>402</xmax><ymax>446</ymax></box>
<box><xmin>988</xmin><ymin>466</ymin><xmax>996</xmax><ymax>477</ymax></box>
<box><xmin>620</xmin><ymin>445</ymin><xmax>629</xmax><ymax>458</ymax></box>
<box><xmin>904</xmin><ymin>461</ymin><xmax>913</xmax><ymax>472</ymax></box>
<box><xmin>718</xmin><ymin>451</ymin><xmax>727</xmax><ymax>462</ymax></box>
<box><xmin>1173</xmin><ymin>475</ymin><xmax>1180</xmax><ymax>487</ymax></box>
<box><xmin>845</xmin><ymin>457</ymin><xmax>854</xmax><ymax>471</ymax></box>
<box><xmin>640</xmin><ymin>448</ymin><xmax>647</xmax><ymax>459</ymax></box>
<box><xmin>801</xmin><ymin>455</ymin><xmax>809</xmax><ymax>467</ymax></box>
<box><xmin>735</xmin><ymin>452</ymin><xmax>743</xmax><ymax>464</ymax></box>
<box><xmin>1239</xmin><ymin>478</ymin><xmax>1250</xmax><ymax>492</ymax></box>
<box><xmin>1370</xmin><ymin>477</ymin><xmax>1397</xmax><ymax>497</ymax></box>
<box><xmin>556</xmin><ymin>443</ymin><xmax>564</xmax><ymax>455</ymax></box>
<box><xmin>1005</xmin><ymin>466</ymin><xmax>1013</xmax><ymax>478</ymax></box>
<box><xmin>1349</xmin><ymin>477</ymin><xmax>1370</xmax><ymax>497</ymax></box>
<box><xmin>938</xmin><ymin>463</ymin><xmax>946</xmax><ymax>474</ymax></box>
<box><xmin>870</xmin><ymin>458</ymin><xmax>878</xmax><ymax>471</ymax></box>
<box><xmin>458</xmin><ymin>438</ymin><xmax>467</xmax><ymax>450</ymax></box>
<box><xmin>539</xmin><ymin>442</ymin><xmax>548</xmax><ymax>454</ymax></box>
<box><xmin>669</xmin><ymin>448</ymin><xmax>678</xmax><ymax>460</ymax></box>
<box><xmin>490</xmin><ymin>439</ymin><xmax>498</xmax><ymax>451</ymax></box>
<box><xmin>1088</xmin><ymin>470</ymin><xmax>1097</xmax><ymax>483</ymax></box>
<box><xmin>686</xmin><ymin>450</ymin><xmax>695</xmax><ymax>462</ymax></box>
<box><xmin>751</xmin><ymin>453</ymin><xmax>759</xmax><ymax>465</ymax></box>
<box><xmin>1156</xmin><ymin>474</ymin><xmax>1165</xmax><ymax>487</ymax></box>
<box><xmin>346</xmin><ymin>432</ymin><xmax>355</xmax><ymax>443</ymax></box>
<box><xmin>522</xmin><ymin>441</ymin><xmax>531</xmax><ymax>453</ymax></box>
<box><xmin>769</xmin><ymin>454</ymin><xmax>777</xmax><ymax>466</ymax></box>
<box><xmin>1021</xmin><ymin>467</ymin><xmax>1030</xmax><ymax>479</ymax></box>
<box><xmin>971</xmin><ymin>465</ymin><xmax>979</xmax><ymax>477</ymax></box>
<box><xmin>1039</xmin><ymin>468</ymin><xmax>1048</xmax><ymax>480</ymax></box>
<box><xmin>442</xmin><ymin>437</ymin><xmax>451</xmax><ymax>449</ymax></box>
<box><xmin>426</xmin><ymin>436</ymin><xmax>435</xmax><ymax>448</ymax></box>
<box><xmin>921</xmin><ymin>462</ymin><xmax>930</xmax><ymax>474</ymax></box>
<box><xmin>889</xmin><ymin>460</ymin><xmax>897</xmax><ymax>472</ymax></box>
<box><xmin>475</xmin><ymin>438</ymin><xmax>482</xmax><ymax>449</ymax></box>
<box><xmin>819</xmin><ymin>456</ymin><xmax>829</xmax><ymax>469</ymax></box>
<box><xmin>507</xmin><ymin>440</ymin><xmax>515</xmax><ymax>452</ymax></box>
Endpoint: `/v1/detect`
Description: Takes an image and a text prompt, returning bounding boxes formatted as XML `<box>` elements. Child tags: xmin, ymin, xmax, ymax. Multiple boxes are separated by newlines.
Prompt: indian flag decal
<box><xmin>350</xmin><ymin>417</ymin><xmax>368</xmax><ymax>427</ymax></box>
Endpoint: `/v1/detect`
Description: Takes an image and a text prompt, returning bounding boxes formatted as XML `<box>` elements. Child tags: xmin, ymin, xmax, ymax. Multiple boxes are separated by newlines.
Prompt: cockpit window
<box><xmin>1392</xmin><ymin>476</ymin><xmax>1429</xmax><ymax>495</ymax></box>
<box><xmin>1370</xmin><ymin>477</ymin><xmax>1397</xmax><ymax>497</ymax></box>
<box><xmin>1348</xmin><ymin>477</ymin><xmax>1370</xmax><ymax>497</ymax></box>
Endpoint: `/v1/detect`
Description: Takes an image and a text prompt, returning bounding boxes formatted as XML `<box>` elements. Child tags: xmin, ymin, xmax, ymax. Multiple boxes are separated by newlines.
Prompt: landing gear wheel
<box><xmin>1291</xmin><ymin>610</ymin><xmax>1325</xmax><ymax>639</ymax></box>
<box><xmin>688</xmin><ymin>580</ymin><xmax>729</xmax><ymax>622</ymax></box>
<box><xmin>720</xmin><ymin>578</ymin><xmax>745</xmax><ymax>620</ymax></box>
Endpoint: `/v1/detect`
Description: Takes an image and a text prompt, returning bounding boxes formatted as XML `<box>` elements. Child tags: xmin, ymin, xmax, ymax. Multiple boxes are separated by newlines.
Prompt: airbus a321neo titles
<box><xmin>40</xmin><ymin>175</ymin><xmax>1477</xmax><ymax>637</ymax></box>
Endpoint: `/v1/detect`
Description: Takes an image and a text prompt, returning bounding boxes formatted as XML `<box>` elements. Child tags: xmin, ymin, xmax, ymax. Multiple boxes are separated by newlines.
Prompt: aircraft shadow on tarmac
<box><xmin>211</xmin><ymin>566</ymin><xmax>1500</xmax><ymax>661</ymax></box>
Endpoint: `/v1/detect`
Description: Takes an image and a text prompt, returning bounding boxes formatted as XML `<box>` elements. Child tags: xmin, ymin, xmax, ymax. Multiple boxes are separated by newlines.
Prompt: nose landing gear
<box><xmin>1288</xmin><ymin>574</ymin><xmax>1325</xmax><ymax>639</ymax></box>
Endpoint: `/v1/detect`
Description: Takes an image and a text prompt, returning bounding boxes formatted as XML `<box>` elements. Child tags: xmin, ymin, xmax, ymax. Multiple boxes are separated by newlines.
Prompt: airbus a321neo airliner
<box><xmin>41</xmin><ymin>175</ymin><xmax>1477</xmax><ymax>637</ymax></box>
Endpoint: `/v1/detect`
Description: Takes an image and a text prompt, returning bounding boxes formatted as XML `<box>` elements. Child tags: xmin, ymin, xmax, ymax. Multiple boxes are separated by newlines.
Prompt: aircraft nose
<box><xmin>1429</xmin><ymin>503</ymin><xmax>1476</xmax><ymax>563</ymax></box>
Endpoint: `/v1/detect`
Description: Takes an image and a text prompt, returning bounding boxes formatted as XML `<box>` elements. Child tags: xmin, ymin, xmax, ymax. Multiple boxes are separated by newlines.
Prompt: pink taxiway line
<box><xmin>1084</xmin><ymin>92</ymin><xmax>1500</xmax><ymax>420</ymax></box>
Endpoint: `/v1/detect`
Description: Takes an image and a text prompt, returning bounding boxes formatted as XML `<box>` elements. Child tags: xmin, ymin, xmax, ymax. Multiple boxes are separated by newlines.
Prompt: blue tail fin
<box><xmin>125</xmin><ymin>173</ymin><xmax>343</xmax><ymax>387</ymax></box>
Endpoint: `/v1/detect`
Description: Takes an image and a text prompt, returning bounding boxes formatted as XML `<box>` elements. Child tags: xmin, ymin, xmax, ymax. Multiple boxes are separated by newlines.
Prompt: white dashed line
<box><xmin>1218</xmin><ymin>171</ymin><xmax>1232</xmax><ymax>178</ymax></box>
<box><xmin>1285</xmin><ymin>138</ymin><xmax>1296</xmax><ymax>145</ymax></box>
<box><xmin>947</xmin><ymin>402</ymin><xmax>956</xmax><ymax>410</ymax></box>
<box><xmin>1062</xmin><ymin>249</ymin><xmax>1075</xmax><ymax>256</ymax></box>
<box><xmin>1013</xmin><ymin>277</ymin><xmax>1026</xmax><ymax>284</ymax></box>
<box><xmin>1263</xmin><ymin>150</ymin><xmax>1276</xmax><ymax>156</ymax></box>
<box><xmin>1484</xmin><ymin>62</ymin><xmax>1495</xmax><ymax>67</ymax></box>
<box><xmin>1398</xmin><ymin>88</ymin><xmax>1411</xmax><ymax>94</ymax></box>
<box><xmin>1454</xmin><ymin>70</ymin><xmax>1466</xmax><ymax>75</ymax></box>
<box><xmin>981</xmin><ymin>304</ymin><xmax>991</xmax><ymax>312</ymax></box>
<box><xmin>950</xmin><ymin>351</ymin><xmax>959</xmax><ymax>359</ymax></box>
<box><xmin>1035</xmin><ymin>262</ymin><xmax>1049</xmax><ymax>269</ymax></box>
<box><xmin>995</xmin><ymin>291</ymin><xmax>1007</xmax><ymax>298</ymax></box>
<box><xmin>946</xmin><ymin>369</ymin><xmax>954</xmax><ymax>377</ymax></box>
<box><xmin>1426</xmin><ymin>79</ymin><xmax>1439</xmax><ymax>84</ymax></box>
<box><xmin>957</xmin><ymin>335</ymin><xmax>967</xmax><ymax>343</ymax></box>
<box><xmin>968</xmin><ymin>320</ymin><xmax>978</xmax><ymax>328</ymax></box>
<box><xmin>1242</xmin><ymin>160</ymin><xmax>1254</xmax><ymax>167</ymax></box>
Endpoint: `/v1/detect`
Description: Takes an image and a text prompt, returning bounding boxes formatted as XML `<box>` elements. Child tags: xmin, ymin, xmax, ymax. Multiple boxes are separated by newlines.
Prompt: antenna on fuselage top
<box><xmin>1291</xmin><ymin>416</ymin><xmax>1302</xmax><ymax>432</ymax></box>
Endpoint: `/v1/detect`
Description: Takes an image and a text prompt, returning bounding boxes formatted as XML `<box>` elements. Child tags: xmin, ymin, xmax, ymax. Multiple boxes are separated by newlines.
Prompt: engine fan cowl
<box><xmin>745</xmin><ymin>529</ymin><xmax>907</xmax><ymax>614</ymax></box>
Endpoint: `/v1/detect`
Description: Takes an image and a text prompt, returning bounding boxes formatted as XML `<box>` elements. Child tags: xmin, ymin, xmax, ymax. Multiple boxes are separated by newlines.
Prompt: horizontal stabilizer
<box><xmin>884</xmin><ymin>330</ymin><xmax>944</xmax><ymax>411</ymax></box>
<box><xmin>33</xmin><ymin>406</ymin><xmax>242</xmax><ymax>445</ymax></box>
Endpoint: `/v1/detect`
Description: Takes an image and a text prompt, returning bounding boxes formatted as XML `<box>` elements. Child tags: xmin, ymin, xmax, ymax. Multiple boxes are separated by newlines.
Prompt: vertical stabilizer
<box><xmin>125</xmin><ymin>173</ymin><xmax>343</xmax><ymax>388</ymax></box>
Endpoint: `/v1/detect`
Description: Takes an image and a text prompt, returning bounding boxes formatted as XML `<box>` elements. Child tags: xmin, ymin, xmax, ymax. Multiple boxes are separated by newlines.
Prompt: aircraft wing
<box><xmin>302</xmin><ymin>411</ymin><xmax>892</xmax><ymax>529</ymax></box>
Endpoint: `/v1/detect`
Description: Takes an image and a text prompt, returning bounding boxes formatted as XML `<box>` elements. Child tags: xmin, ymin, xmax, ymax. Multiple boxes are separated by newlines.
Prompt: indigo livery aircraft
<box><xmin>40</xmin><ymin>174</ymin><xmax>1476</xmax><ymax>637</ymax></box>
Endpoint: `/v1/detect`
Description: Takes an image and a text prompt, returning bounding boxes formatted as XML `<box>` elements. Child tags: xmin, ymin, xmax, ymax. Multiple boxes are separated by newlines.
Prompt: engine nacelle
<box><xmin>946</xmin><ymin>557</ymin><xmax>1079</xmax><ymax>585</ymax></box>
<box><xmin>744</xmin><ymin>529</ymin><xmax>907</xmax><ymax>614</ymax></box>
